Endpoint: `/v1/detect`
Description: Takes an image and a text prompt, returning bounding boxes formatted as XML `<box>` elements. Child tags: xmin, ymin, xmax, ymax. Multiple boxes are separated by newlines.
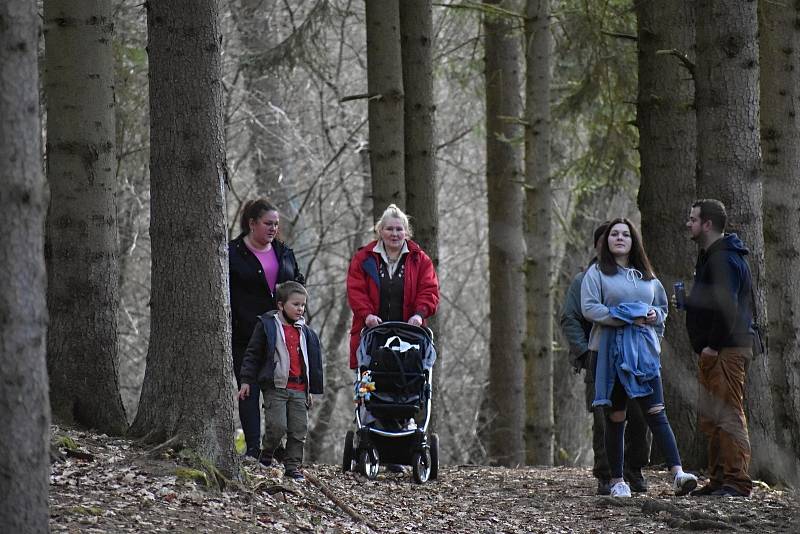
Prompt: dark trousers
<box><xmin>586</xmin><ymin>352</ymin><xmax>650</xmax><ymax>480</ymax></box>
<box><xmin>604</xmin><ymin>376</ymin><xmax>681</xmax><ymax>479</ymax></box>
<box><xmin>233</xmin><ymin>343</ymin><xmax>261</xmax><ymax>456</ymax></box>
<box><xmin>697</xmin><ymin>347</ymin><xmax>753</xmax><ymax>495</ymax></box>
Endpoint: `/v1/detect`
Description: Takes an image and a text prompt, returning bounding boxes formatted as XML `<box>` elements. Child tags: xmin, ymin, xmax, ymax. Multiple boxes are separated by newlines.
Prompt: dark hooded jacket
<box><xmin>686</xmin><ymin>233</ymin><xmax>754</xmax><ymax>354</ymax></box>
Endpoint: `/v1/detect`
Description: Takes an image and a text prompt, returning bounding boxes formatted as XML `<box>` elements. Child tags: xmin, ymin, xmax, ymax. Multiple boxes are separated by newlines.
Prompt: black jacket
<box><xmin>240</xmin><ymin>313</ymin><xmax>324</xmax><ymax>395</ymax></box>
<box><xmin>229</xmin><ymin>234</ymin><xmax>304</xmax><ymax>346</ymax></box>
<box><xmin>686</xmin><ymin>233</ymin><xmax>754</xmax><ymax>353</ymax></box>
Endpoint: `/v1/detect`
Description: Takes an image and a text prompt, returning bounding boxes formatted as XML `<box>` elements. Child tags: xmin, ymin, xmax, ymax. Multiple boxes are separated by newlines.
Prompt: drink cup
<box><xmin>674</xmin><ymin>282</ymin><xmax>686</xmax><ymax>310</ymax></box>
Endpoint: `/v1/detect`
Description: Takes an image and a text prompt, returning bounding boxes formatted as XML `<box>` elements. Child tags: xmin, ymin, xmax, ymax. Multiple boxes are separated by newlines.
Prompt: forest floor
<box><xmin>49</xmin><ymin>426</ymin><xmax>800</xmax><ymax>533</ymax></box>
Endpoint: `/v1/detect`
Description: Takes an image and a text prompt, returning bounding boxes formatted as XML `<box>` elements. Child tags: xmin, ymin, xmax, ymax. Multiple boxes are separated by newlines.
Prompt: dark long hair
<box><xmin>598</xmin><ymin>218</ymin><xmax>656</xmax><ymax>280</ymax></box>
<box><xmin>239</xmin><ymin>198</ymin><xmax>278</xmax><ymax>235</ymax></box>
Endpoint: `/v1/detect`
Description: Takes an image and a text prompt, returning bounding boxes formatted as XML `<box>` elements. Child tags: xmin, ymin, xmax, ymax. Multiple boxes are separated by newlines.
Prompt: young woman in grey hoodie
<box><xmin>581</xmin><ymin>218</ymin><xmax>697</xmax><ymax>498</ymax></box>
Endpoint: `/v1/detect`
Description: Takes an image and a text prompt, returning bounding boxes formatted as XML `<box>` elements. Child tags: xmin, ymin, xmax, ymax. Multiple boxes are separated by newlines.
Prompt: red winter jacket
<box><xmin>346</xmin><ymin>239</ymin><xmax>439</xmax><ymax>368</ymax></box>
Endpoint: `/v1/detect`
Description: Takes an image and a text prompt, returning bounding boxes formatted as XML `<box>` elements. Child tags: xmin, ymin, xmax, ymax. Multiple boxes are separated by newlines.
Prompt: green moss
<box><xmin>175</xmin><ymin>448</ymin><xmax>233</xmax><ymax>490</ymax></box>
<box><xmin>57</xmin><ymin>435</ymin><xmax>79</xmax><ymax>451</ymax></box>
<box><xmin>175</xmin><ymin>466</ymin><xmax>210</xmax><ymax>486</ymax></box>
<box><xmin>71</xmin><ymin>505</ymin><xmax>103</xmax><ymax>516</ymax></box>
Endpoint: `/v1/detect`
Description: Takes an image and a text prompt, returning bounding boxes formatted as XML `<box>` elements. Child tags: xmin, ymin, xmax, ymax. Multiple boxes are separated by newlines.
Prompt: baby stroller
<box><xmin>341</xmin><ymin>322</ymin><xmax>439</xmax><ymax>483</ymax></box>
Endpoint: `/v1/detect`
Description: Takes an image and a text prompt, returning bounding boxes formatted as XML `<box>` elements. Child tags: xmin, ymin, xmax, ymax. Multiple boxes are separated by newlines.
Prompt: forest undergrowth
<box><xmin>49</xmin><ymin>426</ymin><xmax>800</xmax><ymax>533</ymax></box>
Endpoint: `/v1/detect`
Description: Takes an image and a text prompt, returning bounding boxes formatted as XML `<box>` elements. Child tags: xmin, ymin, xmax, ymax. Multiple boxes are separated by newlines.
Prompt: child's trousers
<box><xmin>262</xmin><ymin>387</ymin><xmax>308</xmax><ymax>471</ymax></box>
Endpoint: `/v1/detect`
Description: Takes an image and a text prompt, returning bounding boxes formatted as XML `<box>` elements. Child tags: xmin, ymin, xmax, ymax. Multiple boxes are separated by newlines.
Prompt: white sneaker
<box><xmin>674</xmin><ymin>472</ymin><xmax>698</xmax><ymax>496</ymax></box>
<box><xmin>609</xmin><ymin>481</ymin><xmax>631</xmax><ymax>497</ymax></box>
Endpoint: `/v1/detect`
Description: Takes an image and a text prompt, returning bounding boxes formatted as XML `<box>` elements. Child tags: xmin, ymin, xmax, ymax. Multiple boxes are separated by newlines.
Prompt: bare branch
<box><xmin>656</xmin><ymin>48</ymin><xmax>696</xmax><ymax>79</ymax></box>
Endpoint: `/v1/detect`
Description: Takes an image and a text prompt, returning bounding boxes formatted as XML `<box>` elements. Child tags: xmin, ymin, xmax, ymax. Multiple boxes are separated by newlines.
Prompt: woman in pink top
<box><xmin>229</xmin><ymin>198</ymin><xmax>304</xmax><ymax>460</ymax></box>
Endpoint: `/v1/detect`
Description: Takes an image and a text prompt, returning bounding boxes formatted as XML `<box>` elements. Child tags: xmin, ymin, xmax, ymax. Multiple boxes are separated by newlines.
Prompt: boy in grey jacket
<box><xmin>239</xmin><ymin>281</ymin><xmax>324</xmax><ymax>481</ymax></box>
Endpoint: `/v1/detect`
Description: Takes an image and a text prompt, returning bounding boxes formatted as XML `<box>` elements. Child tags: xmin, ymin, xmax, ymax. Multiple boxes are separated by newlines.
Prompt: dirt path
<box><xmin>49</xmin><ymin>429</ymin><xmax>800</xmax><ymax>533</ymax></box>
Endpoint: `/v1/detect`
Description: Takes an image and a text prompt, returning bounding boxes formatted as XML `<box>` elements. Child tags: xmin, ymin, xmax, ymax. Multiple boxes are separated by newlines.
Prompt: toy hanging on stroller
<box><xmin>341</xmin><ymin>322</ymin><xmax>438</xmax><ymax>483</ymax></box>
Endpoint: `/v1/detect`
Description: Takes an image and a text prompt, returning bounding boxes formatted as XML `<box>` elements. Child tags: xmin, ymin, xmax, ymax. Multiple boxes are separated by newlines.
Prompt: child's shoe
<box><xmin>609</xmin><ymin>481</ymin><xmax>631</xmax><ymax>498</ymax></box>
<box><xmin>674</xmin><ymin>472</ymin><xmax>698</xmax><ymax>496</ymax></box>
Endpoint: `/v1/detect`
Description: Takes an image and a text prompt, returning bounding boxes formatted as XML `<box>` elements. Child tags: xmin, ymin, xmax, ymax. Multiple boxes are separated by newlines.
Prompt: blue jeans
<box><xmin>605</xmin><ymin>374</ymin><xmax>681</xmax><ymax>479</ymax></box>
<box><xmin>233</xmin><ymin>343</ymin><xmax>261</xmax><ymax>456</ymax></box>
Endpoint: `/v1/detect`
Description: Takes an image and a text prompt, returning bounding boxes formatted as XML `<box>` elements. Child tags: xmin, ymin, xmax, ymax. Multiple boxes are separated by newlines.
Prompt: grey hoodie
<box><xmin>580</xmin><ymin>263</ymin><xmax>668</xmax><ymax>351</ymax></box>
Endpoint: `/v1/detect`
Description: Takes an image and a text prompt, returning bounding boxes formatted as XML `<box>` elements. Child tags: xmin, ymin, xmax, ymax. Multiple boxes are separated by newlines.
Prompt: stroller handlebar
<box><xmin>360</xmin><ymin>321</ymin><xmax>434</xmax><ymax>342</ymax></box>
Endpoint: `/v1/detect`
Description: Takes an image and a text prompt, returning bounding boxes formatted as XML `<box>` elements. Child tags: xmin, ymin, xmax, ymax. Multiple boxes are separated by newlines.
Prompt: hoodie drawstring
<box><xmin>625</xmin><ymin>267</ymin><xmax>643</xmax><ymax>287</ymax></box>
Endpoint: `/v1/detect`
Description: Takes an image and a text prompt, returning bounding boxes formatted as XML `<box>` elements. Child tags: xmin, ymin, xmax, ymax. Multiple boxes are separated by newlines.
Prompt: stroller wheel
<box><xmin>359</xmin><ymin>448</ymin><xmax>380</xmax><ymax>479</ymax></box>
<box><xmin>429</xmin><ymin>433</ymin><xmax>439</xmax><ymax>480</ymax></box>
<box><xmin>411</xmin><ymin>449</ymin><xmax>431</xmax><ymax>484</ymax></box>
<box><xmin>342</xmin><ymin>431</ymin><xmax>355</xmax><ymax>473</ymax></box>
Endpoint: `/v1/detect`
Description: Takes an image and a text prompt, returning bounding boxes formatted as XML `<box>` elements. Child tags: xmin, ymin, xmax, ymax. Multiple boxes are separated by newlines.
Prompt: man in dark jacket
<box><xmin>684</xmin><ymin>199</ymin><xmax>754</xmax><ymax>497</ymax></box>
<box><xmin>559</xmin><ymin>222</ymin><xmax>651</xmax><ymax>495</ymax></box>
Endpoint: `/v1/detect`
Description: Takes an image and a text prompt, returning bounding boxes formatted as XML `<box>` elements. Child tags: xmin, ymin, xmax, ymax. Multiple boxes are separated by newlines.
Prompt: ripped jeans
<box><xmin>604</xmin><ymin>374</ymin><xmax>682</xmax><ymax>479</ymax></box>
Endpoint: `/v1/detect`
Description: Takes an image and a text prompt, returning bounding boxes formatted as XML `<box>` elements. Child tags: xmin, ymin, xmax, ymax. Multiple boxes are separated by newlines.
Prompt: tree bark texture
<box><xmin>0</xmin><ymin>2</ymin><xmax>51</xmax><ymax>531</ymax></box>
<box><xmin>365</xmin><ymin>0</ymin><xmax>405</xmax><ymax>220</ymax></box>
<box><xmin>634</xmin><ymin>0</ymin><xmax>704</xmax><ymax>467</ymax></box>
<box><xmin>400</xmin><ymin>0</ymin><xmax>442</xmax><ymax>433</ymax></box>
<box><xmin>695</xmin><ymin>0</ymin><xmax>779</xmax><ymax>482</ymax></box>
<box><xmin>306</xmin><ymin>294</ymin><xmax>351</xmax><ymax>463</ymax></box>
<box><xmin>759</xmin><ymin>0</ymin><xmax>800</xmax><ymax>485</ymax></box>
<box><xmin>43</xmin><ymin>0</ymin><xmax>128</xmax><ymax>434</ymax></box>
<box><xmin>232</xmin><ymin>0</ymin><xmax>292</xmax><ymax>210</ymax></box>
<box><xmin>484</xmin><ymin>0</ymin><xmax>527</xmax><ymax>467</ymax></box>
<box><xmin>523</xmin><ymin>0</ymin><xmax>554</xmax><ymax>466</ymax></box>
<box><xmin>129</xmin><ymin>0</ymin><xmax>238</xmax><ymax>477</ymax></box>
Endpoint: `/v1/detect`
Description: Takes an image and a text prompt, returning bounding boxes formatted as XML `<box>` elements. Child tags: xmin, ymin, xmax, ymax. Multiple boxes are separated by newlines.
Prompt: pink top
<box><xmin>245</xmin><ymin>242</ymin><xmax>279</xmax><ymax>293</ymax></box>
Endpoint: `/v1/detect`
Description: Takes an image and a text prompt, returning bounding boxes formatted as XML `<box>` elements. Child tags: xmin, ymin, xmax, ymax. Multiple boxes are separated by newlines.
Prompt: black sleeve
<box><xmin>293</xmin><ymin>253</ymin><xmax>305</xmax><ymax>285</ymax></box>
<box><xmin>240</xmin><ymin>322</ymin><xmax>268</xmax><ymax>384</ymax></box>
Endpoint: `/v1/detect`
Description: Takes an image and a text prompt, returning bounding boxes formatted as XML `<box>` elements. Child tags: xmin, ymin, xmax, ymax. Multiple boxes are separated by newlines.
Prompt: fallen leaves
<box><xmin>49</xmin><ymin>426</ymin><xmax>800</xmax><ymax>533</ymax></box>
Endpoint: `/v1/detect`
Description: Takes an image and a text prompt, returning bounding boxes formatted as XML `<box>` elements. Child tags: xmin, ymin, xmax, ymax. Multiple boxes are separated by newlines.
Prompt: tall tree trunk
<box><xmin>523</xmin><ymin>0</ymin><xmax>554</xmax><ymax>465</ymax></box>
<box><xmin>365</xmin><ymin>0</ymin><xmax>405</xmax><ymax>219</ymax></box>
<box><xmin>759</xmin><ymin>0</ymin><xmax>800</xmax><ymax>485</ymax></box>
<box><xmin>0</xmin><ymin>2</ymin><xmax>51</xmax><ymax>530</ymax></box>
<box><xmin>43</xmin><ymin>0</ymin><xmax>128</xmax><ymax>433</ymax></box>
<box><xmin>695</xmin><ymin>0</ymin><xmax>779</xmax><ymax>482</ymax></box>
<box><xmin>129</xmin><ymin>0</ymin><xmax>238</xmax><ymax>477</ymax></box>
<box><xmin>634</xmin><ymin>0</ymin><xmax>703</xmax><ymax>467</ymax></box>
<box><xmin>400</xmin><ymin>0</ymin><xmax>441</xmax><ymax>433</ymax></box>
<box><xmin>484</xmin><ymin>0</ymin><xmax>526</xmax><ymax>466</ymax></box>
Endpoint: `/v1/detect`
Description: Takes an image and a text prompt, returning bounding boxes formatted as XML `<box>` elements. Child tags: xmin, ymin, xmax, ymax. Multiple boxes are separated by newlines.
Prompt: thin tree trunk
<box><xmin>400</xmin><ymin>0</ymin><xmax>441</xmax><ymax>434</ymax></box>
<box><xmin>307</xmin><ymin>293</ymin><xmax>352</xmax><ymax>463</ymax></box>
<box><xmin>0</xmin><ymin>2</ymin><xmax>51</xmax><ymax>530</ymax></box>
<box><xmin>129</xmin><ymin>0</ymin><xmax>238</xmax><ymax>477</ymax></box>
<box><xmin>523</xmin><ymin>0</ymin><xmax>554</xmax><ymax>466</ymax></box>
<box><xmin>43</xmin><ymin>0</ymin><xmax>128</xmax><ymax>434</ymax></box>
<box><xmin>759</xmin><ymin>0</ymin><xmax>800</xmax><ymax>485</ymax></box>
<box><xmin>365</xmin><ymin>0</ymin><xmax>405</xmax><ymax>219</ymax></box>
<box><xmin>310</xmin><ymin>144</ymin><xmax>374</xmax><ymax>463</ymax></box>
<box><xmin>695</xmin><ymin>0</ymin><xmax>780</xmax><ymax>483</ymax></box>
<box><xmin>232</xmin><ymin>0</ymin><xmax>292</xmax><ymax>214</ymax></box>
<box><xmin>484</xmin><ymin>0</ymin><xmax>526</xmax><ymax>467</ymax></box>
<box><xmin>634</xmin><ymin>0</ymin><xmax>703</xmax><ymax>467</ymax></box>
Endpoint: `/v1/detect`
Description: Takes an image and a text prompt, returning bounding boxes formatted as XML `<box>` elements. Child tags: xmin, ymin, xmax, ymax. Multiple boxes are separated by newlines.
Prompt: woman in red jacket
<box><xmin>346</xmin><ymin>204</ymin><xmax>440</xmax><ymax>369</ymax></box>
